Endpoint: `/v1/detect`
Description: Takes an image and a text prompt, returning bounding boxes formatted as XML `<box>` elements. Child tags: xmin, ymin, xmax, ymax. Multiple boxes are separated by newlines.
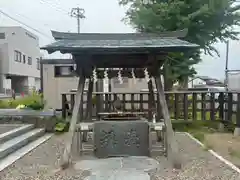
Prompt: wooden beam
<box><xmin>155</xmin><ymin>74</ymin><xmax>181</xmax><ymax>169</ymax></box>
<box><xmin>61</xmin><ymin>70</ymin><xmax>86</xmax><ymax>169</ymax></box>
<box><xmin>73</xmin><ymin>53</ymin><xmax>166</xmax><ymax>69</ymax></box>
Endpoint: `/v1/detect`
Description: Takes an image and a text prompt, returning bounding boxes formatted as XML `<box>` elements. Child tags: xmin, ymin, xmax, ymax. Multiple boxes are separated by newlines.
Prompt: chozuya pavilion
<box><xmin>41</xmin><ymin>29</ymin><xmax>199</xmax><ymax>170</ymax></box>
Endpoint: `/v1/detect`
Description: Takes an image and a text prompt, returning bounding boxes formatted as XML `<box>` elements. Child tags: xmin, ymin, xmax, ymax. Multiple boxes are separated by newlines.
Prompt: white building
<box><xmin>0</xmin><ymin>26</ymin><xmax>41</xmax><ymax>94</ymax></box>
<box><xmin>228</xmin><ymin>72</ymin><xmax>240</xmax><ymax>91</ymax></box>
<box><xmin>188</xmin><ymin>76</ymin><xmax>224</xmax><ymax>90</ymax></box>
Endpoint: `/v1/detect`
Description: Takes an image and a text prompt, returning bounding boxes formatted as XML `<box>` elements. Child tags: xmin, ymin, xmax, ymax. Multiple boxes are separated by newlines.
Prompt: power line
<box><xmin>0</xmin><ymin>9</ymin><xmax>53</xmax><ymax>39</ymax></box>
<box><xmin>3</xmin><ymin>7</ymin><xmax>52</xmax><ymax>29</ymax></box>
<box><xmin>39</xmin><ymin>0</ymin><xmax>69</xmax><ymax>16</ymax></box>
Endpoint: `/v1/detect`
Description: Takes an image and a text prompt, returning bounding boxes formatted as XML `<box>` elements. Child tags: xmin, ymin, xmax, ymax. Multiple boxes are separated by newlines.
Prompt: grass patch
<box><xmin>228</xmin><ymin>147</ymin><xmax>240</xmax><ymax>158</ymax></box>
<box><xmin>172</xmin><ymin>120</ymin><xmax>219</xmax><ymax>143</ymax></box>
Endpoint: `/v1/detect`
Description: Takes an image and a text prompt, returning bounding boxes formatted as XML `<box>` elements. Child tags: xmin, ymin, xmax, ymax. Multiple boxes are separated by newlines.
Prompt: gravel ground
<box><xmin>0</xmin><ymin>124</ymin><xmax>22</xmax><ymax>134</ymax></box>
<box><xmin>0</xmin><ymin>133</ymin><xmax>239</xmax><ymax>180</ymax></box>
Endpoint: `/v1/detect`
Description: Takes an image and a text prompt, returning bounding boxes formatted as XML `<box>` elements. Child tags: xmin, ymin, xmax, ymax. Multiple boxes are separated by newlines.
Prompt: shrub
<box><xmin>54</xmin><ymin>117</ymin><xmax>70</xmax><ymax>133</ymax></box>
<box><xmin>0</xmin><ymin>94</ymin><xmax>44</xmax><ymax>110</ymax></box>
<box><xmin>0</xmin><ymin>100</ymin><xmax>10</xmax><ymax>108</ymax></box>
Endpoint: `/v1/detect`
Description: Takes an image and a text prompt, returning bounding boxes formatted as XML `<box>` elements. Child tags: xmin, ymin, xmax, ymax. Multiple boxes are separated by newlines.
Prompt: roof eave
<box><xmin>50</xmin><ymin>29</ymin><xmax>189</xmax><ymax>40</ymax></box>
<box><xmin>41</xmin><ymin>45</ymin><xmax>199</xmax><ymax>54</ymax></box>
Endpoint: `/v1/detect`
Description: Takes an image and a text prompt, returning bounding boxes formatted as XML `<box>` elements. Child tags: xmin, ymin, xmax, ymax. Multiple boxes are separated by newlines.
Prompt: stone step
<box><xmin>0</xmin><ymin>109</ymin><xmax>56</xmax><ymax>117</ymax></box>
<box><xmin>0</xmin><ymin>134</ymin><xmax>52</xmax><ymax>172</ymax></box>
<box><xmin>0</xmin><ymin>124</ymin><xmax>34</xmax><ymax>144</ymax></box>
<box><xmin>0</xmin><ymin>128</ymin><xmax>45</xmax><ymax>159</ymax></box>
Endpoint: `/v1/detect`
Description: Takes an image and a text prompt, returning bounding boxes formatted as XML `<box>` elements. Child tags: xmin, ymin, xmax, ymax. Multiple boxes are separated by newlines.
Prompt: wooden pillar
<box><xmin>154</xmin><ymin>78</ymin><xmax>163</xmax><ymax>142</ymax></box>
<box><xmin>82</xmin><ymin>78</ymin><xmax>94</xmax><ymax>142</ymax></box>
<box><xmin>61</xmin><ymin>71</ymin><xmax>86</xmax><ymax>169</ymax></box>
<box><xmin>155</xmin><ymin>78</ymin><xmax>162</xmax><ymax>121</ymax></box>
<box><xmin>85</xmin><ymin>79</ymin><xmax>94</xmax><ymax>120</ymax></box>
<box><xmin>148</xmin><ymin>79</ymin><xmax>155</xmax><ymax>121</ymax></box>
<box><xmin>155</xmin><ymin>73</ymin><xmax>181</xmax><ymax>169</ymax></box>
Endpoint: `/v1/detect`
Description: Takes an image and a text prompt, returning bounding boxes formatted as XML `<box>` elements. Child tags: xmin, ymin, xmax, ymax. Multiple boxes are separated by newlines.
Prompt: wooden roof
<box><xmin>41</xmin><ymin>30</ymin><xmax>199</xmax><ymax>75</ymax></box>
<box><xmin>41</xmin><ymin>29</ymin><xmax>199</xmax><ymax>54</ymax></box>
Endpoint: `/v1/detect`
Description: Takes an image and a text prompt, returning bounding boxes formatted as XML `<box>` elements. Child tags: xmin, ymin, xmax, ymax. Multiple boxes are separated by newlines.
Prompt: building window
<box><xmin>14</xmin><ymin>50</ymin><xmax>21</xmax><ymax>62</ymax></box>
<box><xmin>28</xmin><ymin>57</ymin><xmax>32</xmax><ymax>65</ymax></box>
<box><xmin>54</xmin><ymin>65</ymin><xmax>74</xmax><ymax>77</ymax></box>
<box><xmin>36</xmin><ymin>58</ymin><xmax>40</xmax><ymax>70</ymax></box>
<box><xmin>23</xmin><ymin>55</ymin><xmax>26</xmax><ymax>64</ymax></box>
<box><xmin>0</xmin><ymin>33</ymin><xmax>5</xmax><ymax>39</ymax></box>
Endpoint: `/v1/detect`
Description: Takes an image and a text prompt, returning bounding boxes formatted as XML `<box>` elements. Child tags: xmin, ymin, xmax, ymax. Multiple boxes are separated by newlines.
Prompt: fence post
<box><xmin>62</xmin><ymin>94</ymin><xmax>67</xmax><ymax>119</ymax></box>
<box><xmin>234</xmin><ymin>93</ymin><xmax>240</xmax><ymax>136</ymax></box>
<box><xmin>218</xmin><ymin>92</ymin><xmax>224</xmax><ymax>121</ymax></box>
<box><xmin>192</xmin><ymin>93</ymin><xmax>197</xmax><ymax>121</ymax></box>
<box><xmin>227</xmin><ymin>92</ymin><xmax>233</xmax><ymax>122</ymax></box>
<box><xmin>183</xmin><ymin>93</ymin><xmax>188</xmax><ymax>121</ymax></box>
<box><xmin>218</xmin><ymin>92</ymin><xmax>226</xmax><ymax>131</ymax></box>
<box><xmin>174</xmin><ymin>93</ymin><xmax>179</xmax><ymax>120</ymax></box>
<box><xmin>201</xmin><ymin>93</ymin><xmax>206</xmax><ymax>121</ymax></box>
<box><xmin>210</xmin><ymin>93</ymin><xmax>215</xmax><ymax>121</ymax></box>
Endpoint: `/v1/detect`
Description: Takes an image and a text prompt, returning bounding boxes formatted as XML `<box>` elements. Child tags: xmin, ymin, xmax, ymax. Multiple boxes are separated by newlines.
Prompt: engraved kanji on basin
<box><xmin>94</xmin><ymin>121</ymin><xmax>149</xmax><ymax>158</ymax></box>
<box><xmin>124</xmin><ymin>128</ymin><xmax>140</xmax><ymax>148</ymax></box>
<box><xmin>99</xmin><ymin>128</ymin><xmax>118</xmax><ymax>148</ymax></box>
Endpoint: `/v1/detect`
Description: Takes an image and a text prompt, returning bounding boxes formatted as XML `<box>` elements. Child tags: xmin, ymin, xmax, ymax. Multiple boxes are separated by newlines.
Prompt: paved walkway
<box><xmin>0</xmin><ymin>133</ymin><xmax>239</xmax><ymax>180</ymax></box>
<box><xmin>75</xmin><ymin>156</ymin><xmax>158</xmax><ymax>180</ymax></box>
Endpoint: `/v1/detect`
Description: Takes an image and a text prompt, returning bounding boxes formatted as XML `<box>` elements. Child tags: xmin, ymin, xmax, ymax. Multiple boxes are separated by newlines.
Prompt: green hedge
<box><xmin>0</xmin><ymin>93</ymin><xmax>44</xmax><ymax>110</ymax></box>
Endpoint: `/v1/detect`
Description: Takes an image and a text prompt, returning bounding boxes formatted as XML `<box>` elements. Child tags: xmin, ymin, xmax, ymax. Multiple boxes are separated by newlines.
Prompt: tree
<box><xmin>119</xmin><ymin>0</ymin><xmax>240</xmax><ymax>89</ymax></box>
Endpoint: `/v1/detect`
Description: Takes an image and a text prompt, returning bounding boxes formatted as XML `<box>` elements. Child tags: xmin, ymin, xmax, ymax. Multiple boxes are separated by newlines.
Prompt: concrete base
<box><xmin>218</xmin><ymin>123</ymin><xmax>225</xmax><ymax>132</ymax></box>
<box><xmin>234</xmin><ymin>127</ymin><xmax>240</xmax><ymax>136</ymax></box>
<box><xmin>84</xmin><ymin>169</ymin><xmax>150</xmax><ymax>180</ymax></box>
<box><xmin>74</xmin><ymin>156</ymin><xmax>159</xmax><ymax>180</ymax></box>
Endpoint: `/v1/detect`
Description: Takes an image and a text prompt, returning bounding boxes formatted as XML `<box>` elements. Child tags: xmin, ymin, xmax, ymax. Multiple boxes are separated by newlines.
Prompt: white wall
<box><xmin>43</xmin><ymin>64</ymin><xmax>80</xmax><ymax>109</ymax></box>
<box><xmin>0</xmin><ymin>27</ymin><xmax>41</xmax><ymax>78</ymax></box>
<box><xmin>28</xmin><ymin>77</ymin><xmax>35</xmax><ymax>89</ymax></box>
<box><xmin>0</xmin><ymin>43</ymin><xmax>9</xmax><ymax>76</ymax></box>
<box><xmin>228</xmin><ymin>72</ymin><xmax>240</xmax><ymax>91</ymax></box>
<box><xmin>3</xmin><ymin>77</ymin><xmax>11</xmax><ymax>90</ymax></box>
<box><xmin>35</xmin><ymin>78</ymin><xmax>40</xmax><ymax>90</ymax></box>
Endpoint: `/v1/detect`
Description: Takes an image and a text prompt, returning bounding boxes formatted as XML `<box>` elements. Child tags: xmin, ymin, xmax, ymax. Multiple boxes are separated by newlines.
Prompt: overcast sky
<box><xmin>0</xmin><ymin>0</ymin><xmax>240</xmax><ymax>80</ymax></box>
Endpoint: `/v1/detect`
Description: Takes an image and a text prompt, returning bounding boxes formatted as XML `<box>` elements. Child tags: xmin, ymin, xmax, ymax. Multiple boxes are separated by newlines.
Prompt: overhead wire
<box><xmin>0</xmin><ymin>9</ymin><xmax>53</xmax><ymax>39</ymax></box>
<box><xmin>2</xmin><ymin>7</ymin><xmax>53</xmax><ymax>31</ymax></box>
<box><xmin>38</xmin><ymin>0</ymin><xmax>73</xmax><ymax>33</ymax></box>
<box><xmin>39</xmin><ymin>0</ymin><xmax>70</xmax><ymax>16</ymax></box>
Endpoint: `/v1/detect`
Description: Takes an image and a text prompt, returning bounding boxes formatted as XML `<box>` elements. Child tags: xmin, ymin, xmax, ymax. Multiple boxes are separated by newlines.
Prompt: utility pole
<box><xmin>70</xmin><ymin>7</ymin><xmax>85</xmax><ymax>33</ymax></box>
<box><xmin>225</xmin><ymin>40</ymin><xmax>229</xmax><ymax>91</ymax></box>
